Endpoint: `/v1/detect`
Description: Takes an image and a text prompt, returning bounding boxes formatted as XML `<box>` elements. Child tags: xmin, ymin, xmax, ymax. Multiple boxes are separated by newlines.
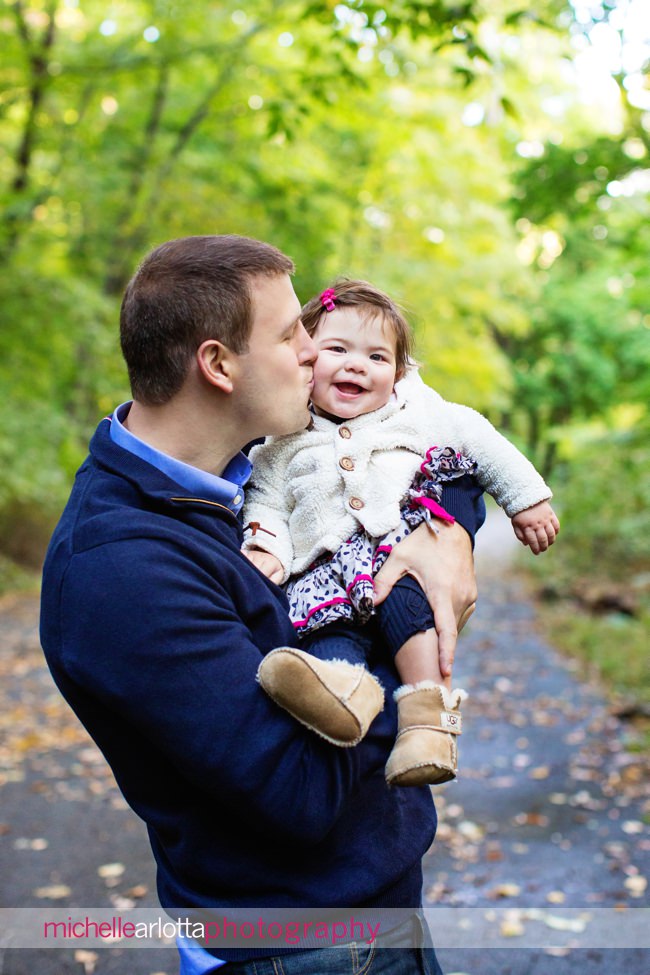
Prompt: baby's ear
<box><xmin>394</xmin><ymin>367</ymin><xmax>405</xmax><ymax>384</ymax></box>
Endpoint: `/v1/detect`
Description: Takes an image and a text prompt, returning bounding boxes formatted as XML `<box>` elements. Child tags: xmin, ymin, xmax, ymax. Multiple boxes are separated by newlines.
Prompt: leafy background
<box><xmin>1</xmin><ymin>0</ymin><xmax>648</xmax><ymax>713</ymax></box>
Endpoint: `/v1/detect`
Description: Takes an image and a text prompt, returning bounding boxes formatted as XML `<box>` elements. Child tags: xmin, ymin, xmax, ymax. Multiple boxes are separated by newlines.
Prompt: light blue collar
<box><xmin>177</xmin><ymin>935</ymin><xmax>226</xmax><ymax>974</ymax></box>
<box><xmin>109</xmin><ymin>402</ymin><xmax>252</xmax><ymax>515</ymax></box>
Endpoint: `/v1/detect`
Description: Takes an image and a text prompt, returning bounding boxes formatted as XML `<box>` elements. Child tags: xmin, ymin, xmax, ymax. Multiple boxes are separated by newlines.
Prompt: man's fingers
<box><xmin>457</xmin><ymin>603</ymin><xmax>476</xmax><ymax>632</ymax></box>
<box><xmin>372</xmin><ymin>559</ymin><xmax>406</xmax><ymax>606</ymax></box>
<box><xmin>433</xmin><ymin>602</ymin><xmax>458</xmax><ymax>678</ymax></box>
<box><xmin>437</xmin><ymin>628</ymin><xmax>457</xmax><ymax>678</ymax></box>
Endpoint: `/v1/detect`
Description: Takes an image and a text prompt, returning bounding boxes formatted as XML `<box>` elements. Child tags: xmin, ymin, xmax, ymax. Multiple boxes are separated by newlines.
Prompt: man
<box><xmin>40</xmin><ymin>235</ymin><xmax>484</xmax><ymax>974</ymax></box>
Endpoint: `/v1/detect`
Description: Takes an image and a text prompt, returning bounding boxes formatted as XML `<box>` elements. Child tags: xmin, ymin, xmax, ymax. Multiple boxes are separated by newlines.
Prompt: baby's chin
<box><xmin>310</xmin><ymin>399</ymin><xmax>373</xmax><ymax>423</ymax></box>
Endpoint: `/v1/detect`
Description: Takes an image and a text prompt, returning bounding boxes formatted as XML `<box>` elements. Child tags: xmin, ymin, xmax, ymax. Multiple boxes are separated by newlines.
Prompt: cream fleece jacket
<box><xmin>242</xmin><ymin>368</ymin><xmax>551</xmax><ymax>583</ymax></box>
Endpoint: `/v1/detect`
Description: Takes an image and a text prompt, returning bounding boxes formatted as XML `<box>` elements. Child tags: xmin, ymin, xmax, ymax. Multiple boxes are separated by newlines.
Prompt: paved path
<box><xmin>1</xmin><ymin>511</ymin><xmax>648</xmax><ymax>974</ymax></box>
<box><xmin>428</xmin><ymin>508</ymin><xmax>650</xmax><ymax>973</ymax></box>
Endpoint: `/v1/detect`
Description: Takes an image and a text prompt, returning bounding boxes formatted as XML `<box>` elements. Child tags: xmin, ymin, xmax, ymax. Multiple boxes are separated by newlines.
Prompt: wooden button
<box><xmin>349</xmin><ymin>497</ymin><xmax>364</xmax><ymax>510</ymax></box>
<box><xmin>339</xmin><ymin>457</ymin><xmax>355</xmax><ymax>471</ymax></box>
<box><xmin>339</xmin><ymin>426</ymin><xmax>352</xmax><ymax>439</ymax></box>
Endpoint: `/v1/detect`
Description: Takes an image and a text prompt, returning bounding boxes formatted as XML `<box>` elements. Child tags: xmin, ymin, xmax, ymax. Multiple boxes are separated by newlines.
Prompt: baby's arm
<box><xmin>512</xmin><ymin>500</ymin><xmax>560</xmax><ymax>555</ymax></box>
<box><xmin>443</xmin><ymin>401</ymin><xmax>553</xmax><ymax>521</ymax></box>
<box><xmin>241</xmin><ymin>439</ymin><xmax>295</xmax><ymax>583</ymax></box>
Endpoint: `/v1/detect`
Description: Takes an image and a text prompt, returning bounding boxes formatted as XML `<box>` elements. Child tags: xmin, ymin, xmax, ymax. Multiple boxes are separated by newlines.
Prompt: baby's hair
<box><xmin>301</xmin><ymin>279</ymin><xmax>414</xmax><ymax>376</ymax></box>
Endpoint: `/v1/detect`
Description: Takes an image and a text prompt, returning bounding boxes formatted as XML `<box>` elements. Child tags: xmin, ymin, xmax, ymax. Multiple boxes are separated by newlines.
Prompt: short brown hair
<box><xmin>301</xmin><ymin>279</ymin><xmax>413</xmax><ymax>375</ymax></box>
<box><xmin>120</xmin><ymin>235</ymin><xmax>294</xmax><ymax>405</ymax></box>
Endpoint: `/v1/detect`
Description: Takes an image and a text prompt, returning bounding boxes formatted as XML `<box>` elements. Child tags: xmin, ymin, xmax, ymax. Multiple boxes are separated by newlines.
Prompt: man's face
<box><xmin>232</xmin><ymin>274</ymin><xmax>316</xmax><ymax>441</ymax></box>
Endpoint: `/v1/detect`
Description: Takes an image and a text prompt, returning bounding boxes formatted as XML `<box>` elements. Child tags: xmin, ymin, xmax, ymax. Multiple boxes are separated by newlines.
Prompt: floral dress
<box><xmin>286</xmin><ymin>446</ymin><xmax>476</xmax><ymax>636</ymax></box>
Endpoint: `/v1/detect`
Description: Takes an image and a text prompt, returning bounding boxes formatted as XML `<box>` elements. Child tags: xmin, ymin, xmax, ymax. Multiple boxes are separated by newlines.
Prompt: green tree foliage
<box><xmin>1</xmin><ymin>0</ymin><xmax>648</xmax><ymax>580</ymax></box>
<box><xmin>500</xmin><ymin>112</ymin><xmax>650</xmax><ymax>471</ymax></box>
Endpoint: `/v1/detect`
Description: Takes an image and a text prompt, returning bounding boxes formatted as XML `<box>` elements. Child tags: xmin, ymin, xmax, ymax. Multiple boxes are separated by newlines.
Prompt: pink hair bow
<box><xmin>320</xmin><ymin>288</ymin><xmax>337</xmax><ymax>312</ymax></box>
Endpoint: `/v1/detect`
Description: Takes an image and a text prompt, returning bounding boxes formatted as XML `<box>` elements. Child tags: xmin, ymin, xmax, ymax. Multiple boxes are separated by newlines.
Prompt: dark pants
<box><xmin>218</xmin><ymin>914</ymin><xmax>443</xmax><ymax>974</ymax></box>
<box><xmin>302</xmin><ymin>576</ymin><xmax>435</xmax><ymax>666</ymax></box>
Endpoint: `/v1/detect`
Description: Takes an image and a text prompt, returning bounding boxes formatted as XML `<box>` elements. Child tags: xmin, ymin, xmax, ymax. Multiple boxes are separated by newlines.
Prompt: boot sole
<box><xmin>258</xmin><ymin>649</ymin><xmax>382</xmax><ymax>747</ymax></box>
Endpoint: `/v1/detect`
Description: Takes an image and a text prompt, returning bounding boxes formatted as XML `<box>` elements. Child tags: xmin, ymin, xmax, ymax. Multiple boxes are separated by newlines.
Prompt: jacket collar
<box><xmin>90</xmin><ymin>417</ymin><xmax>241</xmax><ymax>523</ymax></box>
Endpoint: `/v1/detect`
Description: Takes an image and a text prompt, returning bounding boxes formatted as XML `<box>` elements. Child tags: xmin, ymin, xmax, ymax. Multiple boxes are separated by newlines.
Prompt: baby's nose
<box><xmin>344</xmin><ymin>355</ymin><xmax>367</xmax><ymax>373</ymax></box>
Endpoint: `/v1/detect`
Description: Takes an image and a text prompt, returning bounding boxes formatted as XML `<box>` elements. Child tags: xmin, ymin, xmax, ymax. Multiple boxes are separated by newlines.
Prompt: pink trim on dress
<box><xmin>292</xmin><ymin>596</ymin><xmax>351</xmax><ymax>628</ymax></box>
<box><xmin>372</xmin><ymin>544</ymin><xmax>393</xmax><ymax>568</ymax></box>
<box><xmin>420</xmin><ymin>446</ymin><xmax>439</xmax><ymax>474</ymax></box>
<box><xmin>412</xmin><ymin>495</ymin><xmax>456</xmax><ymax>523</ymax></box>
<box><xmin>346</xmin><ymin>573</ymin><xmax>374</xmax><ymax>594</ymax></box>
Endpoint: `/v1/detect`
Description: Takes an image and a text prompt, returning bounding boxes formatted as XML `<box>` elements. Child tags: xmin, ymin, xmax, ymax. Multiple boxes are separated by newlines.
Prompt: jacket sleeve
<box><xmin>445</xmin><ymin>402</ymin><xmax>552</xmax><ymax>517</ymax></box>
<box><xmin>59</xmin><ymin>538</ymin><xmax>395</xmax><ymax>846</ymax></box>
<box><xmin>240</xmin><ymin>439</ymin><xmax>295</xmax><ymax>582</ymax></box>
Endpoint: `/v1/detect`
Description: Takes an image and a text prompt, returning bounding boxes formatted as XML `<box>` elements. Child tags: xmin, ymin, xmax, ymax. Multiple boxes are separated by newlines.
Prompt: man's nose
<box><xmin>298</xmin><ymin>324</ymin><xmax>317</xmax><ymax>366</ymax></box>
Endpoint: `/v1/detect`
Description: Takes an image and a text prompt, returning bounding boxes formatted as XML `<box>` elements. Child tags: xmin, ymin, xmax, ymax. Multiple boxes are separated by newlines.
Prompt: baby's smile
<box><xmin>334</xmin><ymin>382</ymin><xmax>366</xmax><ymax>396</ymax></box>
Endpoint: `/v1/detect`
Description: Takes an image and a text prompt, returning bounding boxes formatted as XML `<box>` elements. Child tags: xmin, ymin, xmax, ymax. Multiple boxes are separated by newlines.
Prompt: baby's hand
<box><xmin>245</xmin><ymin>548</ymin><xmax>285</xmax><ymax>583</ymax></box>
<box><xmin>511</xmin><ymin>501</ymin><xmax>560</xmax><ymax>555</ymax></box>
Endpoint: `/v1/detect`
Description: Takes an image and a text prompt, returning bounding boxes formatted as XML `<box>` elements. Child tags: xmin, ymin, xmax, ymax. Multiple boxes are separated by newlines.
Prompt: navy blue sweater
<box><xmin>40</xmin><ymin>418</ymin><xmax>484</xmax><ymax>960</ymax></box>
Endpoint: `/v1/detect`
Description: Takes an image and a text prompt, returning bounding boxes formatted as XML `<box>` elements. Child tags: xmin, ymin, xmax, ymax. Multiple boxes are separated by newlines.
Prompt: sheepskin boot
<box><xmin>385</xmin><ymin>681</ymin><xmax>467</xmax><ymax>787</ymax></box>
<box><xmin>257</xmin><ymin>647</ymin><xmax>384</xmax><ymax>747</ymax></box>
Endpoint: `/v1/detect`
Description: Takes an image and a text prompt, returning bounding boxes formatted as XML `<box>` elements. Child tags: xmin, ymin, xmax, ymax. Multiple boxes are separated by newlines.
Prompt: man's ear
<box><xmin>196</xmin><ymin>339</ymin><xmax>236</xmax><ymax>394</ymax></box>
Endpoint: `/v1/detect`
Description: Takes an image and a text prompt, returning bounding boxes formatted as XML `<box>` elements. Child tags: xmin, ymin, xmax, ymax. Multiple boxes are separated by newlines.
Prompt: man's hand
<box><xmin>511</xmin><ymin>501</ymin><xmax>560</xmax><ymax>555</ymax></box>
<box><xmin>373</xmin><ymin>521</ymin><xmax>477</xmax><ymax>679</ymax></box>
<box><xmin>244</xmin><ymin>548</ymin><xmax>284</xmax><ymax>584</ymax></box>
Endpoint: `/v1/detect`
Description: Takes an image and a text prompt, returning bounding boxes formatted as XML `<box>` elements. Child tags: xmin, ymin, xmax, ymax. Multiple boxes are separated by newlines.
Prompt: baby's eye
<box><xmin>370</xmin><ymin>353</ymin><xmax>386</xmax><ymax>361</ymax></box>
<box><xmin>328</xmin><ymin>345</ymin><xmax>347</xmax><ymax>353</ymax></box>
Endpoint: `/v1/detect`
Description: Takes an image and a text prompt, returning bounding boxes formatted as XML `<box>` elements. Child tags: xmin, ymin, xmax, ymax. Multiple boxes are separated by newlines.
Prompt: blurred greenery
<box><xmin>529</xmin><ymin>424</ymin><xmax>650</xmax><ymax>726</ymax></box>
<box><xmin>1</xmin><ymin>0</ymin><xmax>649</xmax><ymax>705</ymax></box>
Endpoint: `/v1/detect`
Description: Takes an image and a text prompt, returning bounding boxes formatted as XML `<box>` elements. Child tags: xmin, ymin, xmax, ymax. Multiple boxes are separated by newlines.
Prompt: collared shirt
<box><xmin>177</xmin><ymin>935</ymin><xmax>226</xmax><ymax>974</ymax></box>
<box><xmin>110</xmin><ymin>400</ymin><xmax>246</xmax><ymax>973</ymax></box>
<box><xmin>110</xmin><ymin>402</ymin><xmax>252</xmax><ymax>514</ymax></box>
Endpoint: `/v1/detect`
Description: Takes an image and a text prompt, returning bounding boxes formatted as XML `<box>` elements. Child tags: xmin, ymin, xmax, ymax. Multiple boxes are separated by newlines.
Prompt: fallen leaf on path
<box><xmin>513</xmin><ymin>812</ymin><xmax>549</xmax><ymax>827</ymax></box>
<box><xmin>74</xmin><ymin>950</ymin><xmax>98</xmax><ymax>974</ymax></box>
<box><xmin>624</xmin><ymin>876</ymin><xmax>647</xmax><ymax>897</ymax></box>
<box><xmin>500</xmin><ymin>917</ymin><xmax>525</xmax><ymax>937</ymax></box>
<box><xmin>126</xmin><ymin>884</ymin><xmax>149</xmax><ymax>898</ymax></box>
<box><xmin>34</xmin><ymin>884</ymin><xmax>71</xmax><ymax>899</ymax></box>
<box><xmin>621</xmin><ymin>820</ymin><xmax>645</xmax><ymax>834</ymax></box>
<box><xmin>457</xmin><ymin>820</ymin><xmax>484</xmax><ymax>842</ymax></box>
<box><xmin>14</xmin><ymin>837</ymin><xmax>48</xmax><ymax>850</ymax></box>
<box><xmin>97</xmin><ymin>862</ymin><xmax>125</xmax><ymax>879</ymax></box>
<box><xmin>546</xmin><ymin>891</ymin><xmax>565</xmax><ymax>904</ymax></box>
<box><xmin>489</xmin><ymin>883</ymin><xmax>521</xmax><ymax>898</ymax></box>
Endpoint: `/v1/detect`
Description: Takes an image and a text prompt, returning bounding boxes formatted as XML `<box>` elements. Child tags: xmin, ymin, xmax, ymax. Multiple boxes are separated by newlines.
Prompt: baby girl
<box><xmin>243</xmin><ymin>280</ymin><xmax>559</xmax><ymax>786</ymax></box>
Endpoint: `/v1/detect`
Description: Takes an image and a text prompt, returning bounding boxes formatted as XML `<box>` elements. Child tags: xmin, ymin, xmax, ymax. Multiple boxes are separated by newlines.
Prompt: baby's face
<box><xmin>310</xmin><ymin>307</ymin><xmax>398</xmax><ymax>421</ymax></box>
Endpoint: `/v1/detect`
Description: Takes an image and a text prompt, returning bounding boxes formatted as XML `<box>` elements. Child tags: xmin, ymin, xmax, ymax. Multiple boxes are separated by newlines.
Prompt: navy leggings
<box><xmin>301</xmin><ymin>576</ymin><xmax>434</xmax><ymax>666</ymax></box>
